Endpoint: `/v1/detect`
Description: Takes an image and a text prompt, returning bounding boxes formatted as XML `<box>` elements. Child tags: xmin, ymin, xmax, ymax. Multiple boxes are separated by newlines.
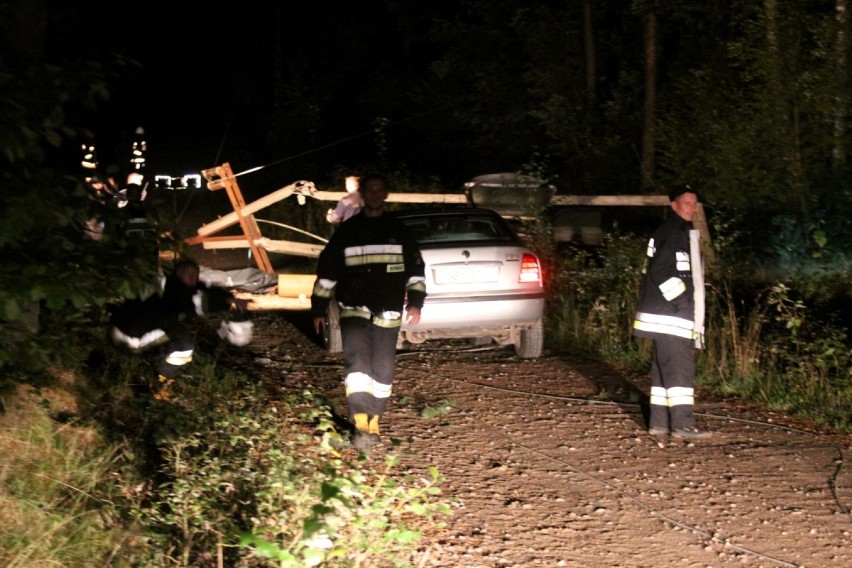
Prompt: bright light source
<box><xmin>81</xmin><ymin>144</ymin><xmax>97</xmax><ymax>170</ymax></box>
<box><xmin>518</xmin><ymin>253</ymin><xmax>542</xmax><ymax>283</ymax></box>
<box><xmin>345</xmin><ymin>176</ymin><xmax>359</xmax><ymax>193</ymax></box>
<box><xmin>182</xmin><ymin>174</ymin><xmax>201</xmax><ymax>190</ymax></box>
<box><xmin>153</xmin><ymin>173</ymin><xmax>202</xmax><ymax>190</ymax></box>
<box><xmin>155</xmin><ymin>175</ymin><xmax>172</xmax><ymax>189</ymax></box>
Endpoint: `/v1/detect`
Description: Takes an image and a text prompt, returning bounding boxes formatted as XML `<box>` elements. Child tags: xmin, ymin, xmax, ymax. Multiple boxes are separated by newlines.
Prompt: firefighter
<box><xmin>311</xmin><ymin>173</ymin><xmax>426</xmax><ymax>452</ymax></box>
<box><xmin>80</xmin><ymin>142</ymin><xmax>119</xmax><ymax>240</ymax></box>
<box><xmin>109</xmin><ymin>258</ymin><xmax>250</xmax><ymax>400</ymax></box>
<box><xmin>80</xmin><ymin>126</ymin><xmax>154</xmax><ymax>241</ymax></box>
<box><xmin>633</xmin><ymin>184</ymin><xmax>711</xmax><ymax>440</ymax></box>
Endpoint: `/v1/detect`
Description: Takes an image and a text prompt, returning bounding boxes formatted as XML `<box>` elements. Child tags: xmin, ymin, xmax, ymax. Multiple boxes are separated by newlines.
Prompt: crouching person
<box><xmin>109</xmin><ymin>258</ymin><xmax>250</xmax><ymax>400</ymax></box>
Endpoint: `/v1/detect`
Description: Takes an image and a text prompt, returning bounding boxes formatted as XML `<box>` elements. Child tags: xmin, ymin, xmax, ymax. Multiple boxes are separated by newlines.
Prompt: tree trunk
<box><xmin>833</xmin><ymin>0</ymin><xmax>848</xmax><ymax>169</ymax></box>
<box><xmin>583</xmin><ymin>0</ymin><xmax>598</xmax><ymax>106</ymax></box>
<box><xmin>762</xmin><ymin>0</ymin><xmax>808</xmax><ymax>210</ymax></box>
<box><xmin>641</xmin><ymin>11</ymin><xmax>658</xmax><ymax>189</ymax></box>
<box><xmin>764</xmin><ymin>0</ymin><xmax>779</xmax><ymax>53</ymax></box>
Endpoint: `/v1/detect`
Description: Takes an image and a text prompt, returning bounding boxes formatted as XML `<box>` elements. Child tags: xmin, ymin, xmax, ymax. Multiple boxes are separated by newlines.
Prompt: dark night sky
<box><xmin>66</xmin><ymin>2</ymin><xmax>441</xmax><ymax>185</ymax></box>
<box><xmin>81</xmin><ymin>7</ymin><xmax>282</xmax><ymax>178</ymax></box>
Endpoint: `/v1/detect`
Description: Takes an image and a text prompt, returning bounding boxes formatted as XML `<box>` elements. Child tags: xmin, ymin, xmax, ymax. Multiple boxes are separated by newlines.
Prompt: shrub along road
<box><xmin>242</xmin><ymin>311</ymin><xmax>852</xmax><ymax>568</ymax></box>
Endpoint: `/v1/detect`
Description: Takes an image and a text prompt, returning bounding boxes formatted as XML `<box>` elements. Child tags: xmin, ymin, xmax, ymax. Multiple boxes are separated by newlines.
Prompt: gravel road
<box><xmin>243</xmin><ymin>311</ymin><xmax>852</xmax><ymax>568</ymax></box>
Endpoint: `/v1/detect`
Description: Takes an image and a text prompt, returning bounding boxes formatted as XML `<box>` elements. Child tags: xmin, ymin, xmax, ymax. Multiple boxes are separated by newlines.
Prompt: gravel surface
<box><xmin>181</xmin><ymin>194</ymin><xmax>850</xmax><ymax>567</ymax></box>
<box><xmin>243</xmin><ymin>311</ymin><xmax>852</xmax><ymax>568</ymax></box>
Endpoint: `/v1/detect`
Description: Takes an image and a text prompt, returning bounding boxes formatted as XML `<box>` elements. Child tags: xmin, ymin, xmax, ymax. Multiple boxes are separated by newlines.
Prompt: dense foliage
<box><xmin>0</xmin><ymin>3</ymin><xmax>850</xmax><ymax>563</ymax></box>
<box><xmin>0</xmin><ymin>327</ymin><xmax>451</xmax><ymax>567</ymax></box>
<box><xmin>0</xmin><ymin>57</ymin><xmax>172</xmax><ymax>373</ymax></box>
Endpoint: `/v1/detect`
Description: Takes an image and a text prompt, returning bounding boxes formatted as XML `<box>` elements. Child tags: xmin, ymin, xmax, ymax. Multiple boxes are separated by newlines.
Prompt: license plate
<box><xmin>434</xmin><ymin>264</ymin><xmax>499</xmax><ymax>284</ymax></box>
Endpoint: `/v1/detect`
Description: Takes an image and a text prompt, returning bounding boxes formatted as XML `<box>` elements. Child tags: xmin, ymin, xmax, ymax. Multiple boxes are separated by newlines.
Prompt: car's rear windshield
<box><xmin>400</xmin><ymin>213</ymin><xmax>516</xmax><ymax>245</ymax></box>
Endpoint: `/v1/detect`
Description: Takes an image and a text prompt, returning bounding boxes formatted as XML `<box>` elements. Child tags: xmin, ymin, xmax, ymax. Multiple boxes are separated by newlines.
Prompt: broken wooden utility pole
<box><xmin>188</xmin><ymin>162</ymin><xmax>274</xmax><ymax>273</ymax></box>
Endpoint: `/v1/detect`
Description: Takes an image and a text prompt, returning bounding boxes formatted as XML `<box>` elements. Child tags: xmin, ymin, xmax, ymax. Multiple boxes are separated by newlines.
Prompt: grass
<box><xmin>0</xmin><ymin>382</ymin><xmax>142</xmax><ymax>567</ymax></box>
<box><xmin>544</xmin><ymin>231</ymin><xmax>852</xmax><ymax>433</ymax></box>
<box><xmin>0</xmin><ymin>328</ymin><xmax>452</xmax><ymax>567</ymax></box>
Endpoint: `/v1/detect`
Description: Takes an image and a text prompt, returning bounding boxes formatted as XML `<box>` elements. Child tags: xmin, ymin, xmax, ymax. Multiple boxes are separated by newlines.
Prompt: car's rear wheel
<box><xmin>324</xmin><ymin>302</ymin><xmax>343</xmax><ymax>353</ymax></box>
<box><xmin>514</xmin><ymin>319</ymin><xmax>543</xmax><ymax>358</ymax></box>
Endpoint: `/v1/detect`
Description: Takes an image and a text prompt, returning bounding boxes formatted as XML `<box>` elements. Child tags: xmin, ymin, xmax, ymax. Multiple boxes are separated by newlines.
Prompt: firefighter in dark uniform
<box><xmin>80</xmin><ymin>126</ymin><xmax>155</xmax><ymax>245</ymax></box>
<box><xmin>110</xmin><ymin>259</ymin><xmax>249</xmax><ymax>400</ymax></box>
<box><xmin>633</xmin><ymin>184</ymin><xmax>711</xmax><ymax>440</ymax></box>
<box><xmin>311</xmin><ymin>173</ymin><xmax>427</xmax><ymax>452</ymax></box>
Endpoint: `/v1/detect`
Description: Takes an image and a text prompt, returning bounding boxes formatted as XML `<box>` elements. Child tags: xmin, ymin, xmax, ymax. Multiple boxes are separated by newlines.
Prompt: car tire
<box><xmin>514</xmin><ymin>319</ymin><xmax>543</xmax><ymax>359</ymax></box>
<box><xmin>324</xmin><ymin>302</ymin><xmax>343</xmax><ymax>353</ymax></box>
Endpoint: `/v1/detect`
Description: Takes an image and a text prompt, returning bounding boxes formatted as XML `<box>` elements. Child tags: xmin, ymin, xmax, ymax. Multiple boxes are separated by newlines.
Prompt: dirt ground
<box><xmin>178</xmin><ymin>194</ymin><xmax>851</xmax><ymax>568</ymax></box>
<box><xmin>239</xmin><ymin>311</ymin><xmax>851</xmax><ymax>568</ymax></box>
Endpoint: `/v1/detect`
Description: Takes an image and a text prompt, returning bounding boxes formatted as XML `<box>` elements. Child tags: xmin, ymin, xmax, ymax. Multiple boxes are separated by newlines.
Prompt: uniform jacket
<box><xmin>110</xmin><ymin>274</ymin><xmax>231</xmax><ymax>340</ymax></box>
<box><xmin>311</xmin><ymin>210</ymin><xmax>427</xmax><ymax>327</ymax></box>
<box><xmin>633</xmin><ymin>213</ymin><xmax>699</xmax><ymax>341</ymax></box>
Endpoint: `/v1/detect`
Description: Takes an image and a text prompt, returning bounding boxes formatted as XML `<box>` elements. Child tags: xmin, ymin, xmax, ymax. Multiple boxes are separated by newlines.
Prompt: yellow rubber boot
<box><xmin>353</xmin><ymin>413</ymin><xmax>369</xmax><ymax>432</ymax></box>
<box><xmin>153</xmin><ymin>374</ymin><xmax>175</xmax><ymax>401</ymax></box>
<box><xmin>351</xmin><ymin>413</ymin><xmax>372</xmax><ymax>452</ymax></box>
<box><xmin>368</xmin><ymin>415</ymin><xmax>382</xmax><ymax>445</ymax></box>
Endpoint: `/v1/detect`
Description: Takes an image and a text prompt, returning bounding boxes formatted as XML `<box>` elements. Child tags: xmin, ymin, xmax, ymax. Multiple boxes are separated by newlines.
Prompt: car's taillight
<box><xmin>519</xmin><ymin>252</ymin><xmax>541</xmax><ymax>283</ymax></box>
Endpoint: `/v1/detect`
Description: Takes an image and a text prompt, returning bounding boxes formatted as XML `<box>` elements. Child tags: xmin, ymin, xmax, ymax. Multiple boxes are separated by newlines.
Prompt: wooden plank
<box><xmin>200</xmin><ymin>236</ymin><xmax>324</xmax><ymax>258</ymax></box>
<box><xmin>187</xmin><ymin>235</ymin><xmax>245</xmax><ymax>246</ymax></box>
<box><xmin>258</xmin><ymin>239</ymin><xmax>324</xmax><ymax>257</ymax></box>
<box><xmin>196</xmin><ymin>180</ymin><xmax>316</xmax><ymax>236</ymax></box>
<box><xmin>201</xmin><ymin>165</ymin><xmax>228</xmax><ymax>190</ymax></box>
<box><xmin>215</xmin><ymin>162</ymin><xmax>273</xmax><ymax>273</ymax></box>
<box><xmin>190</xmin><ymin>166</ymin><xmax>717</xmax><ymax>279</ymax></box>
<box><xmin>197</xmin><ymin>236</ymin><xmax>257</xmax><ymax>249</ymax></box>
<box><xmin>234</xmin><ymin>291</ymin><xmax>311</xmax><ymax>311</ymax></box>
<box><xmin>305</xmin><ymin>190</ymin><xmax>468</xmax><ymax>204</ymax></box>
<box><xmin>316</xmin><ymin>192</ymin><xmax>667</xmax><ymax>206</ymax></box>
<box><xmin>549</xmin><ymin>195</ymin><xmax>670</xmax><ymax>206</ymax></box>
<box><xmin>278</xmin><ymin>274</ymin><xmax>315</xmax><ymax>298</ymax></box>
<box><xmin>386</xmin><ymin>193</ymin><xmax>467</xmax><ymax>204</ymax></box>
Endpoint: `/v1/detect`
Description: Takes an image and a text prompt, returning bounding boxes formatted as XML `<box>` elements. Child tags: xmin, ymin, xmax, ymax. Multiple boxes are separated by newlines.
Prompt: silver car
<box><xmin>324</xmin><ymin>207</ymin><xmax>545</xmax><ymax>358</ymax></box>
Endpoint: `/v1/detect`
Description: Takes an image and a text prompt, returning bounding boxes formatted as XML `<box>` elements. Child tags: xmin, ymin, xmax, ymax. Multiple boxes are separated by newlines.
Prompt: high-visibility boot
<box><xmin>368</xmin><ymin>415</ymin><xmax>383</xmax><ymax>445</ymax></box>
<box><xmin>153</xmin><ymin>374</ymin><xmax>175</xmax><ymax>401</ymax></box>
<box><xmin>351</xmin><ymin>413</ymin><xmax>373</xmax><ymax>452</ymax></box>
<box><xmin>353</xmin><ymin>412</ymin><xmax>369</xmax><ymax>432</ymax></box>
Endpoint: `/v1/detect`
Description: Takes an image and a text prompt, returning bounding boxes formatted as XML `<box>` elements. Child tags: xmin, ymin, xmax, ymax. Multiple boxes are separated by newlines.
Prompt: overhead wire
<box><xmin>226</xmin><ymin>102</ymin><xmax>455</xmax><ymax>179</ymax></box>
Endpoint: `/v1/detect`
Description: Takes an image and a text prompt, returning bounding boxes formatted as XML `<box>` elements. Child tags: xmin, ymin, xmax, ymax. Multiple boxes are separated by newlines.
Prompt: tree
<box><xmin>583</xmin><ymin>0</ymin><xmax>599</xmax><ymax>106</ymax></box>
<box><xmin>641</xmin><ymin>8</ymin><xmax>658</xmax><ymax>189</ymax></box>
<box><xmin>832</xmin><ymin>0</ymin><xmax>849</xmax><ymax>170</ymax></box>
<box><xmin>0</xmin><ymin>5</ymin><xmax>164</xmax><ymax>371</ymax></box>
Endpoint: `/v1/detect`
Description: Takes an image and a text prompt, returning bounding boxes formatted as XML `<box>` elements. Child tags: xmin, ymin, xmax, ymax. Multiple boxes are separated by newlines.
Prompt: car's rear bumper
<box><xmin>403</xmin><ymin>294</ymin><xmax>544</xmax><ymax>330</ymax></box>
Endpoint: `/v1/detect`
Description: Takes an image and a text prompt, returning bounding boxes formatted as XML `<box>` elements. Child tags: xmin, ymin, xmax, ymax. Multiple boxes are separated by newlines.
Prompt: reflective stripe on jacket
<box><xmin>633</xmin><ymin>214</ymin><xmax>699</xmax><ymax>341</ymax></box>
<box><xmin>311</xmin><ymin>211</ymin><xmax>426</xmax><ymax>322</ymax></box>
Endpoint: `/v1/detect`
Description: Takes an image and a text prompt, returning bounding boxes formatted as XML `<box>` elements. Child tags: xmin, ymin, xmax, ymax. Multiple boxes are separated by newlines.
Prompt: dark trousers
<box><xmin>112</xmin><ymin>323</ymin><xmax>195</xmax><ymax>380</ymax></box>
<box><xmin>157</xmin><ymin>326</ymin><xmax>195</xmax><ymax>379</ymax></box>
<box><xmin>649</xmin><ymin>334</ymin><xmax>697</xmax><ymax>431</ymax></box>
<box><xmin>340</xmin><ymin>317</ymin><xmax>400</xmax><ymax>422</ymax></box>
